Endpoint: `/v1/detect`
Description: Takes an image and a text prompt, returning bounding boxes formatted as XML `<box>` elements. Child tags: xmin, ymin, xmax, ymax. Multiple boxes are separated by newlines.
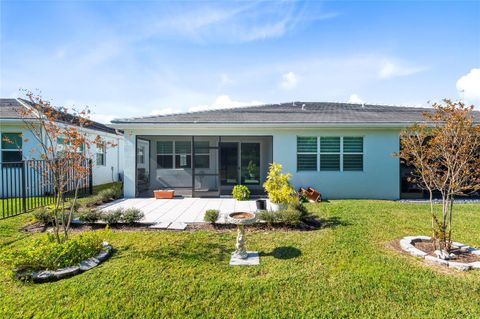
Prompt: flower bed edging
<box><xmin>15</xmin><ymin>242</ymin><xmax>113</xmax><ymax>283</ymax></box>
<box><xmin>400</xmin><ymin>236</ymin><xmax>480</xmax><ymax>271</ymax></box>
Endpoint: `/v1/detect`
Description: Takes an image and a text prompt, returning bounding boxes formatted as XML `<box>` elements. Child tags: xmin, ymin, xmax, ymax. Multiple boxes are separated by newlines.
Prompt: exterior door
<box><xmin>220</xmin><ymin>142</ymin><xmax>239</xmax><ymax>186</ymax></box>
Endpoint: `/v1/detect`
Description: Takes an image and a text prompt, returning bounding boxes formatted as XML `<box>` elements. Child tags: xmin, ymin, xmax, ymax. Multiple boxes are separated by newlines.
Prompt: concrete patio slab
<box><xmin>149</xmin><ymin>222</ymin><xmax>171</xmax><ymax>229</ymax></box>
<box><xmin>167</xmin><ymin>222</ymin><xmax>187</xmax><ymax>230</ymax></box>
<box><xmin>99</xmin><ymin>197</ymin><xmax>261</xmax><ymax>225</ymax></box>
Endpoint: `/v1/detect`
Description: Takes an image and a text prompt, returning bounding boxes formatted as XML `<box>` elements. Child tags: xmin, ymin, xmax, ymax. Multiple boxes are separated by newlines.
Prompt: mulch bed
<box><xmin>413</xmin><ymin>240</ymin><xmax>480</xmax><ymax>263</ymax></box>
<box><xmin>21</xmin><ymin>217</ymin><xmax>324</xmax><ymax>234</ymax></box>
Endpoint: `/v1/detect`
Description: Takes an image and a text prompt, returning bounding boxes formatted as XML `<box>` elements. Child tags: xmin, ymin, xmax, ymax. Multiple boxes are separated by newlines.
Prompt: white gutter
<box><xmin>108</xmin><ymin>122</ymin><xmax>428</xmax><ymax>130</ymax></box>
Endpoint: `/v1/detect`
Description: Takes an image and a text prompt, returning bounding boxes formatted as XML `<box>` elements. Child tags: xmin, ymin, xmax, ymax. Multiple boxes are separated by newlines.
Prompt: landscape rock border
<box><xmin>400</xmin><ymin>236</ymin><xmax>480</xmax><ymax>271</ymax></box>
<box><xmin>15</xmin><ymin>242</ymin><xmax>113</xmax><ymax>283</ymax></box>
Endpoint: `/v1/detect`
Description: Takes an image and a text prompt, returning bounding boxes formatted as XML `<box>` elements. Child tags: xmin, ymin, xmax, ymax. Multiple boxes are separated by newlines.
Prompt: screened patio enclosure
<box><xmin>135</xmin><ymin>135</ymin><xmax>273</xmax><ymax>197</ymax></box>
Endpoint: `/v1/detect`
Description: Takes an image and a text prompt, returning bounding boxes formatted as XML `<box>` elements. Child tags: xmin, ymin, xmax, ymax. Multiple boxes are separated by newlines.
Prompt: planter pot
<box><xmin>267</xmin><ymin>200</ymin><xmax>287</xmax><ymax>212</ymax></box>
<box><xmin>153</xmin><ymin>190</ymin><xmax>175</xmax><ymax>199</ymax></box>
<box><xmin>256</xmin><ymin>199</ymin><xmax>267</xmax><ymax>210</ymax></box>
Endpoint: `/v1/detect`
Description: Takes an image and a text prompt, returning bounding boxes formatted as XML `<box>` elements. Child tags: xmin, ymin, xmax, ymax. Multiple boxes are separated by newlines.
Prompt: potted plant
<box><xmin>263</xmin><ymin>163</ymin><xmax>297</xmax><ymax>212</ymax></box>
<box><xmin>153</xmin><ymin>189</ymin><xmax>175</xmax><ymax>199</ymax></box>
<box><xmin>247</xmin><ymin>160</ymin><xmax>258</xmax><ymax>179</ymax></box>
<box><xmin>232</xmin><ymin>185</ymin><xmax>250</xmax><ymax>201</ymax></box>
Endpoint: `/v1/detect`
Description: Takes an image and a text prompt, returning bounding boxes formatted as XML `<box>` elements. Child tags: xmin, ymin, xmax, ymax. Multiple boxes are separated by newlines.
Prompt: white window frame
<box><xmin>319</xmin><ymin>136</ymin><xmax>341</xmax><ymax>172</ymax></box>
<box><xmin>194</xmin><ymin>141</ymin><xmax>210</xmax><ymax>169</ymax></box>
<box><xmin>96</xmin><ymin>141</ymin><xmax>106</xmax><ymax>166</ymax></box>
<box><xmin>342</xmin><ymin>136</ymin><xmax>364</xmax><ymax>172</ymax></box>
<box><xmin>296</xmin><ymin>136</ymin><xmax>318</xmax><ymax>172</ymax></box>
<box><xmin>1</xmin><ymin>132</ymin><xmax>23</xmax><ymax>162</ymax></box>
<box><xmin>156</xmin><ymin>141</ymin><xmax>174</xmax><ymax>169</ymax></box>
<box><xmin>174</xmin><ymin>141</ymin><xmax>191</xmax><ymax>169</ymax></box>
<box><xmin>295</xmin><ymin>136</ymin><xmax>364</xmax><ymax>172</ymax></box>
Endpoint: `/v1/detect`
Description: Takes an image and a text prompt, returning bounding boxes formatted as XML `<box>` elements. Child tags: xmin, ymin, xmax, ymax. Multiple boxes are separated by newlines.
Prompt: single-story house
<box><xmin>110</xmin><ymin>102</ymin><xmax>479</xmax><ymax>200</ymax></box>
<box><xmin>0</xmin><ymin>98</ymin><xmax>124</xmax><ymax>191</ymax></box>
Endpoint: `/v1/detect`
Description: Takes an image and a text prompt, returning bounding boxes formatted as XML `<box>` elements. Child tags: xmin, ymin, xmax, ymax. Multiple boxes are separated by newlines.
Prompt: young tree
<box><xmin>14</xmin><ymin>92</ymin><xmax>116</xmax><ymax>243</ymax></box>
<box><xmin>397</xmin><ymin>99</ymin><xmax>480</xmax><ymax>257</ymax></box>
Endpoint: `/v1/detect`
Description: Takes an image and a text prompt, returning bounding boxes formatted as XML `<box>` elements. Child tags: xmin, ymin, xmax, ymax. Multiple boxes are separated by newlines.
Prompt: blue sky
<box><xmin>1</xmin><ymin>0</ymin><xmax>479</xmax><ymax>123</ymax></box>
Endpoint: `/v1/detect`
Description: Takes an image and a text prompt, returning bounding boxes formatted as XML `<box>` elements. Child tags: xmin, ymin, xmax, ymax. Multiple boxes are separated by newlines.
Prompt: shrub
<box><xmin>232</xmin><ymin>185</ymin><xmax>250</xmax><ymax>201</ymax></box>
<box><xmin>293</xmin><ymin>203</ymin><xmax>310</xmax><ymax>219</ymax></box>
<box><xmin>101</xmin><ymin>209</ymin><xmax>123</xmax><ymax>224</ymax></box>
<box><xmin>0</xmin><ymin>232</ymin><xmax>104</xmax><ymax>272</ymax></box>
<box><xmin>97</xmin><ymin>188</ymin><xmax>120</xmax><ymax>203</ymax></box>
<box><xmin>263</xmin><ymin>163</ymin><xmax>297</xmax><ymax>205</ymax></box>
<box><xmin>204</xmin><ymin>209</ymin><xmax>219</xmax><ymax>223</ymax></box>
<box><xmin>122</xmin><ymin>208</ymin><xmax>144</xmax><ymax>224</ymax></box>
<box><xmin>256</xmin><ymin>205</ymin><xmax>307</xmax><ymax>227</ymax></box>
<box><xmin>255</xmin><ymin>210</ymin><xmax>277</xmax><ymax>226</ymax></box>
<box><xmin>77</xmin><ymin>208</ymin><xmax>102</xmax><ymax>223</ymax></box>
<box><xmin>276</xmin><ymin>209</ymin><xmax>302</xmax><ymax>226</ymax></box>
<box><xmin>33</xmin><ymin>207</ymin><xmax>53</xmax><ymax>225</ymax></box>
<box><xmin>85</xmin><ymin>195</ymin><xmax>105</xmax><ymax>207</ymax></box>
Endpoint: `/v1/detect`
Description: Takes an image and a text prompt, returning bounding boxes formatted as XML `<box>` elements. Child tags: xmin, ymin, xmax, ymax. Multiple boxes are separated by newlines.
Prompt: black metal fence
<box><xmin>0</xmin><ymin>159</ymin><xmax>93</xmax><ymax>219</ymax></box>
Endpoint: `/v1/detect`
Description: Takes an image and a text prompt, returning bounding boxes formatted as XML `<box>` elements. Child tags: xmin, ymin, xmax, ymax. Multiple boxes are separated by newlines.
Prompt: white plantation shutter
<box><xmin>297</xmin><ymin>137</ymin><xmax>317</xmax><ymax>171</ymax></box>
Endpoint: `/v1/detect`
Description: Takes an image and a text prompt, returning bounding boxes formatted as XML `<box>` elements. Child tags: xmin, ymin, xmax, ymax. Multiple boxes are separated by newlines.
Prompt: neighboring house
<box><xmin>0</xmin><ymin>98</ymin><xmax>124</xmax><ymax>188</ymax></box>
<box><xmin>110</xmin><ymin>102</ymin><xmax>479</xmax><ymax>200</ymax></box>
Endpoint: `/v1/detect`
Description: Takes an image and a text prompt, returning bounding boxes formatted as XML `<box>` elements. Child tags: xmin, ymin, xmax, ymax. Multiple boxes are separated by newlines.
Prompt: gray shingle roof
<box><xmin>0</xmin><ymin>98</ymin><xmax>37</xmax><ymax>119</ymax></box>
<box><xmin>0</xmin><ymin>98</ymin><xmax>119</xmax><ymax>135</ymax></box>
<box><xmin>111</xmin><ymin>102</ymin><xmax>480</xmax><ymax>125</ymax></box>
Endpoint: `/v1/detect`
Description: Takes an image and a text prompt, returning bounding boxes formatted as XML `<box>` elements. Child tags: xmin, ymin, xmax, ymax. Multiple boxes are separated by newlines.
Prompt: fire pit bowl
<box><xmin>227</xmin><ymin>212</ymin><xmax>256</xmax><ymax>260</ymax></box>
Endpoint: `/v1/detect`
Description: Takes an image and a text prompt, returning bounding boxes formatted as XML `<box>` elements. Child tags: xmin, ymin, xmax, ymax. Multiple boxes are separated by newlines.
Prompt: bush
<box><xmin>33</xmin><ymin>207</ymin><xmax>53</xmax><ymax>225</ymax></box>
<box><xmin>255</xmin><ymin>210</ymin><xmax>277</xmax><ymax>226</ymax></box>
<box><xmin>77</xmin><ymin>208</ymin><xmax>102</xmax><ymax>223</ymax></box>
<box><xmin>232</xmin><ymin>185</ymin><xmax>250</xmax><ymax>200</ymax></box>
<box><xmin>85</xmin><ymin>195</ymin><xmax>105</xmax><ymax>207</ymax></box>
<box><xmin>122</xmin><ymin>208</ymin><xmax>144</xmax><ymax>224</ymax></box>
<box><xmin>256</xmin><ymin>205</ymin><xmax>307</xmax><ymax>227</ymax></box>
<box><xmin>276</xmin><ymin>209</ymin><xmax>302</xmax><ymax>226</ymax></box>
<box><xmin>263</xmin><ymin>163</ymin><xmax>297</xmax><ymax>205</ymax></box>
<box><xmin>97</xmin><ymin>187</ymin><xmax>120</xmax><ymax>203</ymax></box>
<box><xmin>204</xmin><ymin>209</ymin><xmax>219</xmax><ymax>223</ymax></box>
<box><xmin>0</xmin><ymin>232</ymin><xmax>104</xmax><ymax>272</ymax></box>
<box><xmin>101</xmin><ymin>209</ymin><xmax>123</xmax><ymax>224</ymax></box>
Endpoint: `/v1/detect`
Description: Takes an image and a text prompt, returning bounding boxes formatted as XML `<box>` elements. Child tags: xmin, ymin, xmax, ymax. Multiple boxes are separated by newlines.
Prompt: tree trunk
<box><xmin>428</xmin><ymin>189</ymin><xmax>437</xmax><ymax>251</ymax></box>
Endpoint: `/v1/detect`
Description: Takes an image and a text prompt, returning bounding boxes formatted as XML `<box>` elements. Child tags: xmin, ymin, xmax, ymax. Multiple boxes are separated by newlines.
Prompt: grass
<box><xmin>0</xmin><ymin>200</ymin><xmax>479</xmax><ymax>318</ymax></box>
<box><xmin>0</xmin><ymin>182</ymin><xmax>121</xmax><ymax>218</ymax></box>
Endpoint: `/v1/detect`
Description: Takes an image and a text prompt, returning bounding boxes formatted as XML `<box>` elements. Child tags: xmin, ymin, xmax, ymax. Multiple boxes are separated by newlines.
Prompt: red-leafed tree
<box><xmin>397</xmin><ymin>99</ymin><xmax>480</xmax><ymax>257</ymax></box>
<box><xmin>11</xmin><ymin>92</ymin><xmax>116</xmax><ymax>243</ymax></box>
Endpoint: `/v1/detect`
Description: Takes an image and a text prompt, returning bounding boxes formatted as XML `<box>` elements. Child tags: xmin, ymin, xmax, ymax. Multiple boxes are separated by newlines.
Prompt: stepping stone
<box><xmin>230</xmin><ymin>252</ymin><xmax>260</xmax><ymax>266</ymax></box>
<box><xmin>167</xmin><ymin>222</ymin><xmax>187</xmax><ymax>230</ymax></box>
<box><xmin>149</xmin><ymin>222</ymin><xmax>171</xmax><ymax>229</ymax></box>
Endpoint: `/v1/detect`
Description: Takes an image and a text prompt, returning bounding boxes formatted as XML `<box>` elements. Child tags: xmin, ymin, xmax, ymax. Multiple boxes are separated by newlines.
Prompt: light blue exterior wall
<box><xmin>0</xmin><ymin>123</ymin><xmax>124</xmax><ymax>190</ymax></box>
<box><xmin>121</xmin><ymin>126</ymin><xmax>401</xmax><ymax>200</ymax></box>
<box><xmin>272</xmin><ymin>129</ymin><xmax>400</xmax><ymax>199</ymax></box>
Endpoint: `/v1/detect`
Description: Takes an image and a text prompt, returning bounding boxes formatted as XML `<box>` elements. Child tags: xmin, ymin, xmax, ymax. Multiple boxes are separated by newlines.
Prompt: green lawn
<box><xmin>1</xmin><ymin>200</ymin><xmax>479</xmax><ymax>318</ymax></box>
<box><xmin>0</xmin><ymin>182</ymin><xmax>121</xmax><ymax>219</ymax></box>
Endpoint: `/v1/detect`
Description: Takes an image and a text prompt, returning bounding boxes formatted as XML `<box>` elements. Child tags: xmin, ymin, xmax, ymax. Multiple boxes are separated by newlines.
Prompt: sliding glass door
<box><xmin>240</xmin><ymin>143</ymin><xmax>260</xmax><ymax>185</ymax></box>
<box><xmin>220</xmin><ymin>142</ymin><xmax>261</xmax><ymax>187</ymax></box>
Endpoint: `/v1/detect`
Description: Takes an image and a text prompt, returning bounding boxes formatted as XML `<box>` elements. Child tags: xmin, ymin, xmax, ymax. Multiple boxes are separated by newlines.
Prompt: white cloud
<box><xmin>280</xmin><ymin>72</ymin><xmax>298</xmax><ymax>90</ymax></box>
<box><xmin>456</xmin><ymin>68</ymin><xmax>480</xmax><ymax>104</ymax></box>
<box><xmin>378</xmin><ymin>60</ymin><xmax>425</xmax><ymax>79</ymax></box>
<box><xmin>220</xmin><ymin>73</ymin><xmax>234</xmax><ymax>86</ymax></box>
<box><xmin>149</xmin><ymin>107</ymin><xmax>175</xmax><ymax>116</ymax></box>
<box><xmin>189</xmin><ymin>95</ymin><xmax>262</xmax><ymax>112</ymax></box>
<box><xmin>145</xmin><ymin>2</ymin><xmax>337</xmax><ymax>44</ymax></box>
<box><xmin>348</xmin><ymin>94</ymin><xmax>364</xmax><ymax>104</ymax></box>
<box><xmin>90</xmin><ymin>113</ymin><xmax>116</xmax><ymax>124</ymax></box>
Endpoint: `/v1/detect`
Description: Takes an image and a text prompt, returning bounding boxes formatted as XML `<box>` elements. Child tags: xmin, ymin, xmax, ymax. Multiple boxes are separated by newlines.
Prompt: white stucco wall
<box><xmin>120</xmin><ymin>126</ymin><xmax>401</xmax><ymax>200</ymax></box>
<box><xmin>0</xmin><ymin>123</ymin><xmax>124</xmax><ymax>190</ymax></box>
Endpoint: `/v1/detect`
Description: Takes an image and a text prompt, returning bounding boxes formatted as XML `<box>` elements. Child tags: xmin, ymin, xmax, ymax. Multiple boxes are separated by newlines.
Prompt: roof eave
<box><xmin>109</xmin><ymin>121</ymin><xmax>425</xmax><ymax>130</ymax></box>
